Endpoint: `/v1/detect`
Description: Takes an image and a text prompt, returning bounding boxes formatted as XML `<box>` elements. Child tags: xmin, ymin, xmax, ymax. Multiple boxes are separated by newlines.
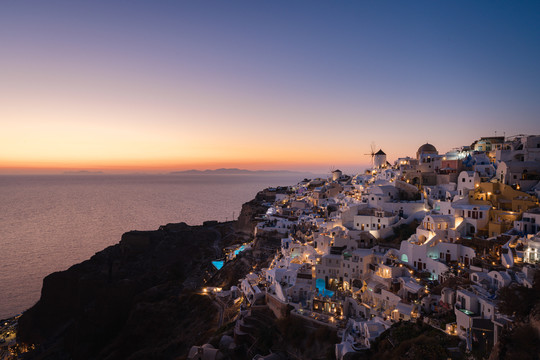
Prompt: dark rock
<box><xmin>17</xmin><ymin>223</ymin><xmax>231</xmax><ymax>359</ymax></box>
<box><xmin>17</xmin><ymin>195</ymin><xmax>268</xmax><ymax>359</ymax></box>
<box><xmin>235</xmin><ymin>193</ymin><xmax>270</xmax><ymax>235</ymax></box>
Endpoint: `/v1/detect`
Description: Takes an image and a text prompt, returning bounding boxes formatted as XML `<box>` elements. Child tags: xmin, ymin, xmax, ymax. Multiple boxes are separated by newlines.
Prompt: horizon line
<box><xmin>0</xmin><ymin>167</ymin><xmax>360</xmax><ymax>176</ymax></box>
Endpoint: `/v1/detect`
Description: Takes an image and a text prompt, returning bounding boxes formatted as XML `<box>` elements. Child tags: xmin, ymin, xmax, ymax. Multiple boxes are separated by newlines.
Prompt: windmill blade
<box><xmin>364</xmin><ymin>142</ymin><xmax>376</xmax><ymax>167</ymax></box>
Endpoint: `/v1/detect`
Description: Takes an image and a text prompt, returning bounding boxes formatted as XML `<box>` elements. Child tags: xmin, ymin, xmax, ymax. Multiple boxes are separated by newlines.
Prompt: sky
<box><xmin>1</xmin><ymin>1</ymin><xmax>539</xmax><ymax>174</ymax></box>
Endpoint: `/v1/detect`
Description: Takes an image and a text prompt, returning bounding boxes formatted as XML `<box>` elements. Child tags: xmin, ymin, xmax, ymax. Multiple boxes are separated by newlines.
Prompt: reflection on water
<box><xmin>0</xmin><ymin>173</ymin><xmax>312</xmax><ymax>318</ymax></box>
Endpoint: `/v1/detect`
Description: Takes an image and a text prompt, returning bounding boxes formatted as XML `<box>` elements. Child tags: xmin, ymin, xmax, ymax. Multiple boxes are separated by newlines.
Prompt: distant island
<box><xmin>59</xmin><ymin>169</ymin><xmax>316</xmax><ymax>176</ymax></box>
<box><xmin>62</xmin><ymin>170</ymin><xmax>104</xmax><ymax>175</ymax></box>
<box><xmin>170</xmin><ymin>168</ymin><xmax>313</xmax><ymax>175</ymax></box>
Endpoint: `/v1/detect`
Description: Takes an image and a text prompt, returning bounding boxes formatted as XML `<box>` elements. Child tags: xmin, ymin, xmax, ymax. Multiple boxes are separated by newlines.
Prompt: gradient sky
<box><xmin>1</xmin><ymin>1</ymin><xmax>539</xmax><ymax>174</ymax></box>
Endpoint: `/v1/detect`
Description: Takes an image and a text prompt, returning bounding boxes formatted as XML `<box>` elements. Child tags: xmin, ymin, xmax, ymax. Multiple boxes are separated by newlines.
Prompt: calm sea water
<box><xmin>0</xmin><ymin>173</ymin><xmax>309</xmax><ymax>319</ymax></box>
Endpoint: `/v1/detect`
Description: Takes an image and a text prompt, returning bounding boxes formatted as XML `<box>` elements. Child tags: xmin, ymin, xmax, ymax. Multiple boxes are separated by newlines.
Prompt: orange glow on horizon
<box><xmin>0</xmin><ymin>157</ymin><xmax>371</xmax><ymax>174</ymax></box>
<box><xmin>1</xmin><ymin>2</ymin><xmax>538</xmax><ymax>177</ymax></box>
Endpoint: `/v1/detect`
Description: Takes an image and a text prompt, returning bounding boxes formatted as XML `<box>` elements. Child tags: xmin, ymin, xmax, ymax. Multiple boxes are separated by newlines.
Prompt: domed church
<box><xmin>416</xmin><ymin>143</ymin><xmax>438</xmax><ymax>160</ymax></box>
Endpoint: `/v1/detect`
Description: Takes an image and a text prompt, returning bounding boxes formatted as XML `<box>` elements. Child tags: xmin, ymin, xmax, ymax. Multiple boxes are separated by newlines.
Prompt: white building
<box><xmin>496</xmin><ymin>161</ymin><xmax>540</xmax><ymax>191</ymax></box>
<box><xmin>353</xmin><ymin>208</ymin><xmax>398</xmax><ymax>232</ymax></box>
<box><xmin>451</xmin><ymin>200</ymin><xmax>490</xmax><ymax>236</ymax></box>
<box><xmin>374</xmin><ymin>149</ymin><xmax>387</xmax><ymax>169</ymax></box>
<box><xmin>399</xmin><ymin>223</ymin><xmax>476</xmax><ymax>279</ymax></box>
<box><xmin>456</xmin><ymin>171</ymin><xmax>481</xmax><ymax>197</ymax></box>
<box><xmin>514</xmin><ymin>208</ymin><xmax>540</xmax><ymax>235</ymax></box>
<box><xmin>495</xmin><ymin>135</ymin><xmax>540</xmax><ymax>163</ymax></box>
<box><xmin>522</xmin><ymin>233</ymin><xmax>540</xmax><ymax>264</ymax></box>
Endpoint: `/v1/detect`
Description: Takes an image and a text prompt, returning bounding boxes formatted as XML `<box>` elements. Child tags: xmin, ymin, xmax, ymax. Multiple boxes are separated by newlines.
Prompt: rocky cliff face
<box><xmin>16</xmin><ymin>191</ymin><xmax>274</xmax><ymax>359</ymax></box>
<box><xmin>488</xmin><ymin>270</ymin><xmax>540</xmax><ymax>360</ymax></box>
<box><xmin>17</xmin><ymin>222</ymin><xmax>227</xmax><ymax>359</ymax></box>
<box><xmin>234</xmin><ymin>196</ymin><xmax>270</xmax><ymax>236</ymax></box>
<box><xmin>206</xmin><ymin>229</ymin><xmax>283</xmax><ymax>290</ymax></box>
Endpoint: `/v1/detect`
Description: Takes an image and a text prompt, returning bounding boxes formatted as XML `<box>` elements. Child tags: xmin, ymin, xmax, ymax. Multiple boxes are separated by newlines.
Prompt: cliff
<box><xmin>235</xmin><ymin>194</ymin><xmax>272</xmax><ymax>236</ymax></box>
<box><xmin>17</xmin><ymin>193</ymin><xmax>272</xmax><ymax>360</ymax></box>
<box><xmin>488</xmin><ymin>270</ymin><xmax>540</xmax><ymax>360</ymax></box>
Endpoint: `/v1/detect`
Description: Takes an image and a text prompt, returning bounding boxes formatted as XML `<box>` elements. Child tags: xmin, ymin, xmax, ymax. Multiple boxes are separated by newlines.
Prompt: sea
<box><xmin>0</xmin><ymin>173</ymin><xmax>314</xmax><ymax>319</ymax></box>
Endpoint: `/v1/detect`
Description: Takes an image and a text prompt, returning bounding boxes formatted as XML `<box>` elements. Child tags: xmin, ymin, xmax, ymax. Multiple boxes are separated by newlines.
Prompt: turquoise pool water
<box><xmin>459</xmin><ymin>308</ymin><xmax>474</xmax><ymax>316</ymax></box>
<box><xmin>212</xmin><ymin>244</ymin><xmax>246</xmax><ymax>270</ymax></box>
<box><xmin>234</xmin><ymin>245</ymin><xmax>246</xmax><ymax>256</ymax></box>
<box><xmin>316</xmin><ymin>278</ymin><xmax>334</xmax><ymax>297</ymax></box>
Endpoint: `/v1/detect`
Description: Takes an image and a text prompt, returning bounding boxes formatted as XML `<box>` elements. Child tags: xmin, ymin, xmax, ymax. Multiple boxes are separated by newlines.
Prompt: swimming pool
<box><xmin>212</xmin><ymin>260</ymin><xmax>224</xmax><ymax>270</ymax></box>
<box><xmin>458</xmin><ymin>308</ymin><xmax>474</xmax><ymax>316</ymax></box>
<box><xmin>234</xmin><ymin>245</ymin><xmax>246</xmax><ymax>256</ymax></box>
<box><xmin>315</xmin><ymin>278</ymin><xmax>334</xmax><ymax>297</ymax></box>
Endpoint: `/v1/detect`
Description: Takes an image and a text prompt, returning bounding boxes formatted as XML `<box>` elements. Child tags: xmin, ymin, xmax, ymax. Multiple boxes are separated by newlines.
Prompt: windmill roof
<box><xmin>375</xmin><ymin>149</ymin><xmax>386</xmax><ymax>155</ymax></box>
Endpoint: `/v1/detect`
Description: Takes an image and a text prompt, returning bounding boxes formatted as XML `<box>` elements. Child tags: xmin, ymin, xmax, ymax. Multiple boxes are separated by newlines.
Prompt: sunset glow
<box><xmin>1</xmin><ymin>1</ymin><xmax>539</xmax><ymax>174</ymax></box>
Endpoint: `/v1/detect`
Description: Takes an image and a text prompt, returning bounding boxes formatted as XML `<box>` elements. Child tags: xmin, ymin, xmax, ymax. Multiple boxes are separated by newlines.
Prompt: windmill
<box><xmin>364</xmin><ymin>142</ymin><xmax>376</xmax><ymax>167</ymax></box>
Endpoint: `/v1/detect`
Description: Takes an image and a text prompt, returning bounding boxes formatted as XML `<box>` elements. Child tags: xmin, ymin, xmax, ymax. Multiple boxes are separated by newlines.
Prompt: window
<box><xmin>462</xmin><ymin>178</ymin><xmax>465</xmax><ymax>182</ymax></box>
